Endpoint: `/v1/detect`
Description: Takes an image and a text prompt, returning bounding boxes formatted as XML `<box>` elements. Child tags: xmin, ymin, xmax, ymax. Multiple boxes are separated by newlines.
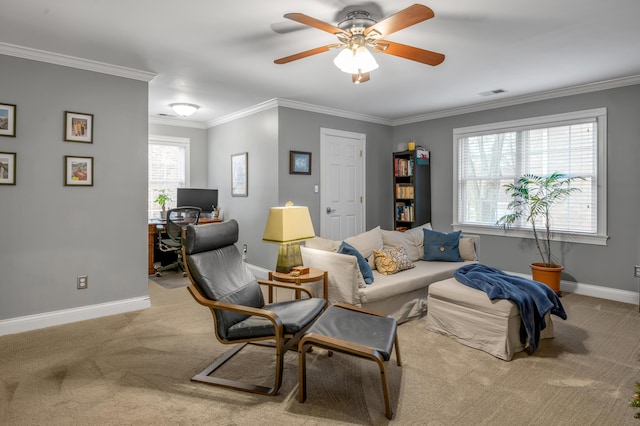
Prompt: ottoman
<box><xmin>425</xmin><ymin>277</ymin><xmax>554</xmax><ymax>361</ymax></box>
<box><xmin>298</xmin><ymin>303</ymin><xmax>401</xmax><ymax>420</ymax></box>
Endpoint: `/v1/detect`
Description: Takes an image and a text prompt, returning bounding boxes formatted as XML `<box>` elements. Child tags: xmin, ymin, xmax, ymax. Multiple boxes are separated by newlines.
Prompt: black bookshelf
<box><xmin>393</xmin><ymin>149</ymin><xmax>431</xmax><ymax>230</ymax></box>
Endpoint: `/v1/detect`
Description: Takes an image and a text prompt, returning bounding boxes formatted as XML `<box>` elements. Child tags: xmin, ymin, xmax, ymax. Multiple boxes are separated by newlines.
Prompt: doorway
<box><xmin>319</xmin><ymin>128</ymin><xmax>366</xmax><ymax>240</ymax></box>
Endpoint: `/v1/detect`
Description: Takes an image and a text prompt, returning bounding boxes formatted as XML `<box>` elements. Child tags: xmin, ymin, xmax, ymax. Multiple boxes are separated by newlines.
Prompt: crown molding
<box><xmin>393</xmin><ymin>74</ymin><xmax>640</xmax><ymax>126</ymax></box>
<box><xmin>0</xmin><ymin>42</ymin><xmax>156</xmax><ymax>82</ymax></box>
<box><xmin>276</xmin><ymin>99</ymin><xmax>392</xmax><ymax>126</ymax></box>
<box><xmin>206</xmin><ymin>98</ymin><xmax>392</xmax><ymax>128</ymax></box>
<box><xmin>206</xmin><ymin>98</ymin><xmax>279</xmax><ymax>127</ymax></box>
<box><xmin>148</xmin><ymin>116</ymin><xmax>207</xmax><ymax>129</ymax></box>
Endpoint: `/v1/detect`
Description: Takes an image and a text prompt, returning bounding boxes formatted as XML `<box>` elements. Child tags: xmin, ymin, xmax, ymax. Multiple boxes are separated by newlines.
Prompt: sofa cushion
<box><xmin>359</xmin><ymin>260</ymin><xmax>477</xmax><ymax>304</ymax></box>
<box><xmin>459</xmin><ymin>237</ymin><xmax>478</xmax><ymax>261</ymax></box>
<box><xmin>305</xmin><ymin>236</ymin><xmax>339</xmax><ymax>252</ymax></box>
<box><xmin>338</xmin><ymin>241</ymin><xmax>374</xmax><ymax>284</ymax></box>
<box><xmin>381</xmin><ymin>222</ymin><xmax>432</xmax><ymax>262</ymax></box>
<box><xmin>423</xmin><ymin>229</ymin><xmax>463</xmax><ymax>262</ymax></box>
<box><xmin>344</xmin><ymin>226</ymin><xmax>383</xmax><ymax>260</ymax></box>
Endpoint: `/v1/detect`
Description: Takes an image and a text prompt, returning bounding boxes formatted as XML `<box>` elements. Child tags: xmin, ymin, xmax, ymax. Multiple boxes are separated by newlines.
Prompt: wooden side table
<box><xmin>268</xmin><ymin>268</ymin><xmax>328</xmax><ymax>303</ymax></box>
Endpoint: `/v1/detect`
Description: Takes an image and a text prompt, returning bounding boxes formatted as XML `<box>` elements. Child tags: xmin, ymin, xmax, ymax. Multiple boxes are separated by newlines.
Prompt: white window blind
<box><xmin>148</xmin><ymin>136</ymin><xmax>190</xmax><ymax>219</ymax></box>
<box><xmin>453</xmin><ymin>108</ymin><xmax>608</xmax><ymax>245</ymax></box>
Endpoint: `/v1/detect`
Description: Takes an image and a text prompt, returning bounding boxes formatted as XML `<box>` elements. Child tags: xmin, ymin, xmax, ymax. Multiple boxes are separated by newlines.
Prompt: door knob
<box><xmin>326</xmin><ymin>207</ymin><xmax>336</xmax><ymax>214</ymax></box>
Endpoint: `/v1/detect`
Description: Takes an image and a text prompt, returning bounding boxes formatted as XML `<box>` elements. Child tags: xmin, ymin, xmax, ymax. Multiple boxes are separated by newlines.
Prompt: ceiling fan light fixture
<box><xmin>170</xmin><ymin>103</ymin><xmax>200</xmax><ymax>117</ymax></box>
<box><xmin>333</xmin><ymin>46</ymin><xmax>378</xmax><ymax>74</ymax></box>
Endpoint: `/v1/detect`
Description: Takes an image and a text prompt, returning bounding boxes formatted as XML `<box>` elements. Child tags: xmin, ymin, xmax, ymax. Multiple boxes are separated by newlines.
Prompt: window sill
<box><xmin>452</xmin><ymin>224</ymin><xmax>609</xmax><ymax>246</ymax></box>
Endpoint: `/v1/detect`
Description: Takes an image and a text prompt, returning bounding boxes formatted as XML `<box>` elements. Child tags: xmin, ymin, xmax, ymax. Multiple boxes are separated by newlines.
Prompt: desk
<box><xmin>148</xmin><ymin>217</ymin><xmax>222</xmax><ymax>275</ymax></box>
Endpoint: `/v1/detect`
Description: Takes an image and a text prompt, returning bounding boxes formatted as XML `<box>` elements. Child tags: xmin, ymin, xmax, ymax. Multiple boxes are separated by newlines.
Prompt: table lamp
<box><xmin>262</xmin><ymin>202</ymin><xmax>315</xmax><ymax>274</ymax></box>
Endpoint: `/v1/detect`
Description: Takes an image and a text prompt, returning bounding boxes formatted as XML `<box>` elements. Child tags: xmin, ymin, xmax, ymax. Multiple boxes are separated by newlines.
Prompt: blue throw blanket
<box><xmin>454</xmin><ymin>264</ymin><xmax>567</xmax><ymax>354</ymax></box>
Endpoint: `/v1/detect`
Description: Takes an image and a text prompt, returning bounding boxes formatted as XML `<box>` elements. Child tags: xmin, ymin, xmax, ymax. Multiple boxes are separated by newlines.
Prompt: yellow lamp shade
<box><xmin>262</xmin><ymin>205</ymin><xmax>315</xmax><ymax>243</ymax></box>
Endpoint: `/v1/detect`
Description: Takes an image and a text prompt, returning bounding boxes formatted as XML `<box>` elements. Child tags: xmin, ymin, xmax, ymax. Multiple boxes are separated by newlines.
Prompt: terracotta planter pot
<box><xmin>530</xmin><ymin>262</ymin><xmax>563</xmax><ymax>294</ymax></box>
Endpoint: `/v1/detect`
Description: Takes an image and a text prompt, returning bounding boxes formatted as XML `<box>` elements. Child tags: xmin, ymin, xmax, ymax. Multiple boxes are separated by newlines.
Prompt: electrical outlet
<box><xmin>635</xmin><ymin>265</ymin><xmax>640</xmax><ymax>279</ymax></box>
<box><xmin>77</xmin><ymin>275</ymin><xmax>88</xmax><ymax>289</ymax></box>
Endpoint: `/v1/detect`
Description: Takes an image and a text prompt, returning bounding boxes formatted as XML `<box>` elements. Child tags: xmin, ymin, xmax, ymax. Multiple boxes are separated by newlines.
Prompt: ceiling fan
<box><xmin>274</xmin><ymin>3</ymin><xmax>445</xmax><ymax>84</ymax></box>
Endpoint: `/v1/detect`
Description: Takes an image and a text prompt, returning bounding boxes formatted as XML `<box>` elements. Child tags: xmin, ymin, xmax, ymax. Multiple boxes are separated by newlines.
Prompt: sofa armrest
<box><xmin>301</xmin><ymin>246</ymin><xmax>361</xmax><ymax>306</ymax></box>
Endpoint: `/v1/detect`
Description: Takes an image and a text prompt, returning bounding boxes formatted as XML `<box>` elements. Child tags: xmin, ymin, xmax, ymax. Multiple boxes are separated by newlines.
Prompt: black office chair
<box><xmin>182</xmin><ymin>219</ymin><xmax>327</xmax><ymax>395</ymax></box>
<box><xmin>155</xmin><ymin>206</ymin><xmax>201</xmax><ymax>276</ymax></box>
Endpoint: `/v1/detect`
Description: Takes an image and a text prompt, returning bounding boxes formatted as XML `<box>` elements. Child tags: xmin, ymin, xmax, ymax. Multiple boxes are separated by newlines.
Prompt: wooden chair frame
<box><xmin>298</xmin><ymin>303</ymin><xmax>402</xmax><ymax>419</ymax></box>
<box><xmin>186</xmin><ymin>262</ymin><xmax>327</xmax><ymax>396</ymax></box>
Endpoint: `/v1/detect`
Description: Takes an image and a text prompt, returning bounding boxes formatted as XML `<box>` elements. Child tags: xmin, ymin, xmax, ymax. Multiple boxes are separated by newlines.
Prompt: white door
<box><xmin>320</xmin><ymin>128</ymin><xmax>365</xmax><ymax>240</ymax></box>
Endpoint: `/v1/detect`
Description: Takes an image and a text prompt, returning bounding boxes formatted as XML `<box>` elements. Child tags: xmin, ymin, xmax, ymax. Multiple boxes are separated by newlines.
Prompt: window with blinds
<box><xmin>453</xmin><ymin>108</ymin><xmax>608</xmax><ymax>245</ymax></box>
<box><xmin>148</xmin><ymin>136</ymin><xmax>190</xmax><ymax>219</ymax></box>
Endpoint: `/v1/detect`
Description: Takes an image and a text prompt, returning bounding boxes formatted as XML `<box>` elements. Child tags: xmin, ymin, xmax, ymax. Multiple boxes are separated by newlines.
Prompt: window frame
<box><xmin>148</xmin><ymin>135</ymin><xmax>190</xmax><ymax>219</ymax></box>
<box><xmin>452</xmin><ymin>108</ymin><xmax>608</xmax><ymax>246</ymax></box>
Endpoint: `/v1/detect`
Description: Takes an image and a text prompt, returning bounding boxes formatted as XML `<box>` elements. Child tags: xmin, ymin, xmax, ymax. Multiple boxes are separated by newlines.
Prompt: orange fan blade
<box><xmin>274</xmin><ymin>44</ymin><xmax>342</xmax><ymax>64</ymax></box>
<box><xmin>364</xmin><ymin>4</ymin><xmax>434</xmax><ymax>38</ymax></box>
<box><xmin>372</xmin><ymin>40</ymin><xmax>444</xmax><ymax>66</ymax></box>
<box><xmin>284</xmin><ymin>13</ymin><xmax>351</xmax><ymax>36</ymax></box>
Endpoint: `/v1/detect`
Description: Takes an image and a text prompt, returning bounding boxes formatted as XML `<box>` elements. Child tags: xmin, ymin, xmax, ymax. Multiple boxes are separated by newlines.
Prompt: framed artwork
<box><xmin>231</xmin><ymin>152</ymin><xmax>248</xmax><ymax>197</ymax></box>
<box><xmin>64</xmin><ymin>111</ymin><xmax>93</xmax><ymax>143</ymax></box>
<box><xmin>64</xmin><ymin>155</ymin><xmax>94</xmax><ymax>186</ymax></box>
<box><xmin>290</xmin><ymin>150</ymin><xmax>311</xmax><ymax>175</ymax></box>
<box><xmin>0</xmin><ymin>152</ymin><xmax>16</xmax><ymax>185</ymax></box>
<box><xmin>0</xmin><ymin>103</ymin><xmax>16</xmax><ymax>137</ymax></box>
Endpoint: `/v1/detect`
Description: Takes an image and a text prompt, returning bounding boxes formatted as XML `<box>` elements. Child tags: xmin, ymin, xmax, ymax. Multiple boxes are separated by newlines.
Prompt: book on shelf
<box><xmin>395</xmin><ymin>184</ymin><xmax>414</xmax><ymax>199</ymax></box>
<box><xmin>394</xmin><ymin>157</ymin><xmax>414</xmax><ymax>177</ymax></box>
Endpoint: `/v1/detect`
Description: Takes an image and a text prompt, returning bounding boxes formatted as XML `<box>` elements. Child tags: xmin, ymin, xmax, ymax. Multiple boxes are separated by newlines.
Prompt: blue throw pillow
<box><xmin>423</xmin><ymin>229</ymin><xmax>463</xmax><ymax>262</ymax></box>
<box><xmin>338</xmin><ymin>241</ymin><xmax>374</xmax><ymax>284</ymax></box>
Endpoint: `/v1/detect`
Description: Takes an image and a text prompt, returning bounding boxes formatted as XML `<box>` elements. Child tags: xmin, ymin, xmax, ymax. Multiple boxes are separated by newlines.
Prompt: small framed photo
<box><xmin>0</xmin><ymin>152</ymin><xmax>16</xmax><ymax>185</ymax></box>
<box><xmin>290</xmin><ymin>151</ymin><xmax>311</xmax><ymax>175</ymax></box>
<box><xmin>64</xmin><ymin>155</ymin><xmax>93</xmax><ymax>186</ymax></box>
<box><xmin>231</xmin><ymin>152</ymin><xmax>248</xmax><ymax>197</ymax></box>
<box><xmin>64</xmin><ymin>111</ymin><xmax>93</xmax><ymax>143</ymax></box>
<box><xmin>0</xmin><ymin>103</ymin><xmax>16</xmax><ymax>137</ymax></box>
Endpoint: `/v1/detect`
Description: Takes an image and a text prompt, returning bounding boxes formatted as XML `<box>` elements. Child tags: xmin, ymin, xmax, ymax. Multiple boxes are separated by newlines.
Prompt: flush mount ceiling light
<box><xmin>170</xmin><ymin>103</ymin><xmax>200</xmax><ymax>117</ymax></box>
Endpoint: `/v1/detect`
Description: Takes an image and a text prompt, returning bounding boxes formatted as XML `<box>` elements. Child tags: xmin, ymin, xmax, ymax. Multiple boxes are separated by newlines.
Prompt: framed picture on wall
<box><xmin>64</xmin><ymin>155</ymin><xmax>94</xmax><ymax>186</ymax></box>
<box><xmin>289</xmin><ymin>150</ymin><xmax>311</xmax><ymax>175</ymax></box>
<box><xmin>0</xmin><ymin>152</ymin><xmax>16</xmax><ymax>185</ymax></box>
<box><xmin>0</xmin><ymin>103</ymin><xmax>16</xmax><ymax>137</ymax></box>
<box><xmin>231</xmin><ymin>152</ymin><xmax>248</xmax><ymax>197</ymax></box>
<box><xmin>64</xmin><ymin>111</ymin><xmax>93</xmax><ymax>143</ymax></box>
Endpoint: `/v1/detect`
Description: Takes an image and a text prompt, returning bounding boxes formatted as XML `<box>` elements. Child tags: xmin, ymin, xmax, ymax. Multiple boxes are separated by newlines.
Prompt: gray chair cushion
<box><xmin>307</xmin><ymin>305</ymin><xmax>397</xmax><ymax>361</ymax></box>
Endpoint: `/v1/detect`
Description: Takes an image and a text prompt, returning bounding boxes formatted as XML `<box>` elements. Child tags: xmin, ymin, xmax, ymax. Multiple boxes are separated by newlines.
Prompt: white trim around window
<box><xmin>452</xmin><ymin>108</ymin><xmax>608</xmax><ymax>246</ymax></box>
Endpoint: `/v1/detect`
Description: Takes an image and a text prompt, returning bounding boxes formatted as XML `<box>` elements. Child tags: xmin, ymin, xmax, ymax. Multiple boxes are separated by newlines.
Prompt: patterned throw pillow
<box><xmin>373</xmin><ymin>249</ymin><xmax>397</xmax><ymax>275</ymax></box>
<box><xmin>385</xmin><ymin>245</ymin><xmax>415</xmax><ymax>272</ymax></box>
<box><xmin>373</xmin><ymin>246</ymin><xmax>415</xmax><ymax>275</ymax></box>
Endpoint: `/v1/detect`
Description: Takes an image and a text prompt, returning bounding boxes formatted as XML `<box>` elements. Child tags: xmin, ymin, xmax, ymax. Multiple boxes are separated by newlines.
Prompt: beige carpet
<box><xmin>1</xmin><ymin>280</ymin><xmax>639</xmax><ymax>425</ymax></box>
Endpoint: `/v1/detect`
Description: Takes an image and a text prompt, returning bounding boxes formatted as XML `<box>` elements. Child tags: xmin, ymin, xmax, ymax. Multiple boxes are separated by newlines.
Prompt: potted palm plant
<box><xmin>154</xmin><ymin>189</ymin><xmax>172</xmax><ymax>219</ymax></box>
<box><xmin>496</xmin><ymin>172</ymin><xmax>584</xmax><ymax>294</ymax></box>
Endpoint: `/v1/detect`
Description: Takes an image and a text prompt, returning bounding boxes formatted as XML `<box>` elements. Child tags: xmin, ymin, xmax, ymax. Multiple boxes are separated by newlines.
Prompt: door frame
<box><xmin>319</xmin><ymin>127</ymin><xmax>366</xmax><ymax>238</ymax></box>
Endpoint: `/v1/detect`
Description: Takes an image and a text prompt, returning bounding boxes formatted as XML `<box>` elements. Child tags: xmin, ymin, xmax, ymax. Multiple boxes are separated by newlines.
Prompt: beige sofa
<box><xmin>300</xmin><ymin>224</ymin><xmax>479</xmax><ymax>324</ymax></box>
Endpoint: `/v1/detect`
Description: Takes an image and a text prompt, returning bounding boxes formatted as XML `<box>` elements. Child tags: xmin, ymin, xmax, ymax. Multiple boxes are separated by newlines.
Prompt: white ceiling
<box><xmin>2</xmin><ymin>0</ymin><xmax>640</xmax><ymax>126</ymax></box>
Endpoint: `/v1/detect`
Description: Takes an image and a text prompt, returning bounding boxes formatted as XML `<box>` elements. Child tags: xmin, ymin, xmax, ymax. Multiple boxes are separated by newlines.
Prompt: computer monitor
<box><xmin>176</xmin><ymin>188</ymin><xmax>218</xmax><ymax>213</ymax></box>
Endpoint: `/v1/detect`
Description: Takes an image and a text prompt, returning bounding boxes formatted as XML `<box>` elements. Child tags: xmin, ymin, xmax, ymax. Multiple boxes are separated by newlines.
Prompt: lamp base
<box><xmin>275</xmin><ymin>242</ymin><xmax>303</xmax><ymax>274</ymax></box>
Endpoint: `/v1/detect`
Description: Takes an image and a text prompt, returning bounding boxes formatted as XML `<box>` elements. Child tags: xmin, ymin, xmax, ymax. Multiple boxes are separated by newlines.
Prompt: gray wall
<box><xmin>206</xmin><ymin>108</ymin><xmax>280</xmax><ymax>269</ymax></box>
<box><xmin>148</xmin><ymin>123</ymin><xmax>208</xmax><ymax>189</ymax></box>
<box><xmin>393</xmin><ymin>85</ymin><xmax>640</xmax><ymax>293</ymax></box>
<box><xmin>0</xmin><ymin>55</ymin><xmax>149</xmax><ymax>320</ymax></box>
<box><xmin>278</xmin><ymin>107</ymin><xmax>395</xmax><ymax>232</ymax></box>
<box><xmin>204</xmin><ymin>106</ymin><xmax>394</xmax><ymax>270</ymax></box>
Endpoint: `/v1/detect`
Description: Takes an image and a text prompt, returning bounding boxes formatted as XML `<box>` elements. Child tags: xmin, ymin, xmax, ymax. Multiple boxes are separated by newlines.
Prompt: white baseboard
<box><xmin>0</xmin><ymin>296</ymin><xmax>151</xmax><ymax>336</ymax></box>
<box><xmin>505</xmin><ymin>270</ymin><xmax>639</xmax><ymax>305</ymax></box>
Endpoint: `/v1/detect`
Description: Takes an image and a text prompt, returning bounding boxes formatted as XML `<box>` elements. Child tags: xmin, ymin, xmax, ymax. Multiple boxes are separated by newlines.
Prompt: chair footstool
<box><xmin>298</xmin><ymin>303</ymin><xmax>401</xmax><ymax>420</ymax></box>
